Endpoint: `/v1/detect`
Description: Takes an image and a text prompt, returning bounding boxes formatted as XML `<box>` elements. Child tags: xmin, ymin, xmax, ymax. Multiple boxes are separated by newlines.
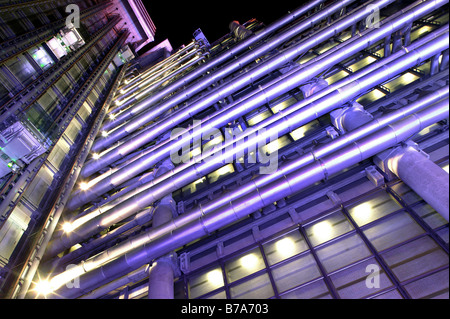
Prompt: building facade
<box><xmin>0</xmin><ymin>0</ymin><xmax>448</xmax><ymax>299</ymax></box>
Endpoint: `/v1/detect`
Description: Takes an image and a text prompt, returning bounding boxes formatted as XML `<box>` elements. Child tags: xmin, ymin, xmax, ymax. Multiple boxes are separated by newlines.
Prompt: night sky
<box><xmin>141</xmin><ymin>0</ymin><xmax>306</xmax><ymax>52</ymax></box>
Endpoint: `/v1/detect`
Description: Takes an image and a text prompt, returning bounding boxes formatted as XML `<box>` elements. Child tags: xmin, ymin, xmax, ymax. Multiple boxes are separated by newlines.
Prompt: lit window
<box><xmin>263</xmin><ymin>231</ymin><xmax>308</xmax><ymax>265</ymax></box>
<box><xmin>305</xmin><ymin>211</ymin><xmax>354</xmax><ymax>246</ymax></box>
<box><xmin>188</xmin><ymin>266</ymin><xmax>224</xmax><ymax>298</ymax></box>
<box><xmin>225</xmin><ymin>249</ymin><xmax>265</xmax><ymax>283</ymax></box>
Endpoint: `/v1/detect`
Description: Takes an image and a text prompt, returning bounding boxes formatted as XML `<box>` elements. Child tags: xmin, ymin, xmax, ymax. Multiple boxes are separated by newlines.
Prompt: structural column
<box><xmin>147</xmin><ymin>159</ymin><xmax>178</xmax><ymax>299</ymax></box>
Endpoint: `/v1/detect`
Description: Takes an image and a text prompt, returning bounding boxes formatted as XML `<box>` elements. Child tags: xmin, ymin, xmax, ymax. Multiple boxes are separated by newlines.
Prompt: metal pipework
<box><xmin>82</xmin><ymin>0</ymin><xmax>380</xmax><ymax>179</ymax></box>
<box><xmin>50</xmin><ymin>30</ymin><xmax>449</xmax><ymax>257</ymax></box>
<box><xmin>113</xmin><ymin>45</ymin><xmax>205</xmax><ymax>103</ymax></box>
<box><xmin>51</xmin><ymin>98</ymin><xmax>449</xmax><ymax>299</ymax></box>
<box><xmin>15</xmin><ymin>39</ymin><xmax>129</xmax><ymax>299</ymax></box>
<box><xmin>47</xmin><ymin>89</ymin><xmax>449</xmax><ymax>281</ymax></box>
<box><xmin>73</xmin><ymin>0</ymin><xmax>440</xmax><ymax>211</ymax></box>
<box><xmin>92</xmin><ymin>0</ymin><xmax>335</xmax><ymax>151</ymax></box>
<box><xmin>117</xmin><ymin>41</ymin><xmax>197</xmax><ymax>92</ymax></box>
<box><xmin>112</xmin><ymin>51</ymin><xmax>209</xmax><ymax>116</ymax></box>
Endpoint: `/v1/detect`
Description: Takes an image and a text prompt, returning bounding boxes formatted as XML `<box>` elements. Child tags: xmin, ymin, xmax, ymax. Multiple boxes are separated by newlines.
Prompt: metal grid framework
<box><xmin>0</xmin><ymin>0</ymin><xmax>448</xmax><ymax>299</ymax></box>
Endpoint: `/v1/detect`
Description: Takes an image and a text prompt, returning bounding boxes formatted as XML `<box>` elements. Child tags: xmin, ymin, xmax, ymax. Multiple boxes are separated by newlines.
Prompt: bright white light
<box><xmin>275</xmin><ymin>237</ymin><xmax>295</xmax><ymax>257</ymax></box>
<box><xmin>101</xmin><ymin>131</ymin><xmax>109</xmax><ymax>137</ymax></box>
<box><xmin>312</xmin><ymin>220</ymin><xmax>333</xmax><ymax>243</ymax></box>
<box><xmin>240</xmin><ymin>253</ymin><xmax>259</xmax><ymax>270</ymax></box>
<box><xmin>34</xmin><ymin>280</ymin><xmax>54</xmax><ymax>297</ymax></box>
<box><xmin>92</xmin><ymin>153</ymin><xmax>100</xmax><ymax>160</ymax></box>
<box><xmin>206</xmin><ymin>269</ymin><xmax>223</xmax><ymax>287</ymax></box>
<box><xmin>120</xmin><ymin>89</ymin><xmax>125</xmax><ymax>94</ymax></box>
<box><xmin>109</xmin><ymin>113</ymin><xmax>116</xmax><ymax>120</ymax></box>
<box><xmin>62</xmin><ymin>222</ymin><xmax>73</xmax><ymax>233</ymax></box>
<box><xmin>350</xmin><ymin>202</ymin><xmax>372</xmax><ymax>225</ymax></box>
<box><xmin>80</xmin><ymin>182</ymin><xmax>89</xmax><ymax>191</ymax></box>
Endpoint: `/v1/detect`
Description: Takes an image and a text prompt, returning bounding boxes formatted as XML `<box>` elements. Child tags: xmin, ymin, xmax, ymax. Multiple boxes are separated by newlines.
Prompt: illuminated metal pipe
<box><xmin>117</xmin><ymin>41</ymin><xmax>197</xmax><ymax>91</ymax></box>
<box><xmin>79</xmin><ymin>264</ymin><xmax>150</xmax><ymax>299</ymax></box>
<box><xmin>114</xmin><ymin>45</ymin><xmax>204</xmax><ymax>103</ymax></box>
<box><xmin>52</xmin><ymin>31</ymin><xmax>449</xmax><ymax>257</ymax></box>
<box><xmin>92</xmin><ymin>0</ymin><xmax>334</xmax><ymax>151</ymax></box>
<box><xmin>101</xmin><ymin>21</ymin><xmax>449</xmax><ymax>182</ymax></box>
<box><xmin>17</xmin><ymin>35</ymin><xmax>130</xmax><ymax>299</ymax></box>
<box><xmin>112</xmin><ymin>51</ymin><xmax>208</xmax><ymax>113</ymax></box>
<box><xmin>74</xmin><ymin>0</ymin><xmax>437</xmax><ymax>210</ymax></box>
<box><xmin>47</xmin><ymin>90</ymin><xmax>449</xmax><ymax>281</ymax></box>
<box><xmin>83</xmin><ymin>0</ymin><xmax>377</xmax><ymax>178</ymax></box>
<box><xmin>51</xmin><ymin>98</ymin><xmax>449</xmax><ymax>298</ymax></box>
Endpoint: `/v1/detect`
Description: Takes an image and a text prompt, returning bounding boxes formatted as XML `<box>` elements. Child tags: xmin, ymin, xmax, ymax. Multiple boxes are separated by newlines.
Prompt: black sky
<box><xmin>140</xmin><ymin>0</ymin><xmax>305</xmax><ymax>52</ymax></box>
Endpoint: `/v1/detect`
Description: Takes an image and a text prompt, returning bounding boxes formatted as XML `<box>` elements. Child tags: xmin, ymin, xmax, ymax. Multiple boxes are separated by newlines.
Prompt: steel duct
<box><xmin>51</xmin><ymin>98</ymin><xmax>449</xmax><ymax>298</ymax></box>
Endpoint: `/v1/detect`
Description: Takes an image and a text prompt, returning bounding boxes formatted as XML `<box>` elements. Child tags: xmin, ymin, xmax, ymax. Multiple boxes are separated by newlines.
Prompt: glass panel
<box><xmin>261</xmin><ymin>135</ymin><xmax>291</xmax><ymax>155</ymax></box>
<box><xmin>347</xmin><ymin>190</ymin><xmax>402</xmax><ymax>227</ymax></box>
<box><xmin>330</xmin><ymin>258</ymin><xmax>393</xmax><ymax>299</ymax></box>
<box><xmin>316</xmin><ymin>233</ymin><xmax>372</xmax><ymax>273</ymax></box>
<box><xmin>412</xmin><ymin>202</ymin><xmax>448</xmax><ymax>229</ymax></box>
<box><xmin>289</xmin><ymin>120</ymin><xmax>320</xmax><ymax>141</ymax></box>
<box><xmin>246</xmin><ymin>110</ymin><xmax>272</xmax><ymax>126</ymax></box>
<box><xmin>325</xmin><ymin>70</ymin><xmax>348</xmax><ymax>85</ymax></box>
<box><xmin>272</xmin><ymin>253</ymin><xmax>321</xmax><ymax>293</ymax></box>
<box><xmin>404</xmin><ymin>269</ymin><xmax>449</xmax><ymax>299</ymax></box>
<box><xmin>229</xmin><ymin>273</ymin><xmax>274</xmax><ymax>299</ymax></box>
<box><xmin>381</xmin><ymin>236</ymin><xmax>448</xmax><ymax>283</ymax></box>
<box><xmin>205</xmin><ymin>290</ymin><xmax>227</xmax><ymax>299</ymax></box>
<box><xmin>370</xmin><ymin>289</ymin><xmax>403</xmax><ymax>299</ymax></box>
<box><xmin>207</xmin><ymin>164</ymin><xmax>234</xmax><ymax>184</ymax></box>
<box><xmin>436</xmin><ymin>227</ymin><xmax>449</xmax><ymax>244</ymax></box>
<box><xmin>356</xmin><ymin>88</ymin><xmax>386</xmax><ymax>106</ymax></box>
<box><xmin>348</xmin><ymin>56</ymin><xmax>377</xmax><ymax>73</ymax></box>
<box><xmin>383</xmin><ymin>72</ymin><xmax>419</xmax><ymax>92</ymax></box>
<box><xmin>189</xmin><ymin>266</ymin><xmax>224</xmax><ymax>299</ymax></box>
<box><xmin>363</xmin><ymin>212</ymin><xmax>425</xmax><ymax>252</ymax></box>
<box><xmin>5</xmin><ymin>55</ymin><xmax>37</xmax><ymax>85</ymax></box>
<box><xmin>271</xmin><ymin>97</ymin><xmax>296</xmax><ymax>113</ymax></box>
<box><xmin>225</xmin><ymin>248</ymin><xmax>265</xmax><ymax>283</ymax></box>
<box><xmin>390</xmin><ymin>182</ymin><xmax>422</xmax><ymax>205</ymax></box>
<box><xmin>305</xmin><ymin>211</ymin><xmax>354</xmax><ymax>247</ymax></box>
<box><xmin>263</xmin><ymin>230</ymin><xmax>308</xmax><ymax>265</ymax></box>
<box><xmin>280</xmin><ymin>279</ymin><xmax>332</xmax><ymax>299</ymax></box>
<box><xmin>29</xmin><ymin>45</ymin><xmax>55</xmax><ymax>71</ymax></box>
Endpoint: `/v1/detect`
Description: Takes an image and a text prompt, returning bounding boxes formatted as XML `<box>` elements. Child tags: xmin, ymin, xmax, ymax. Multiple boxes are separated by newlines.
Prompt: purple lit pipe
<box><xmin>90</xmin><ymin>0</ymin><xmax>344</xmax><ymax>153</ymax></box>
<box><xmin>49</xmin><ymin>30</ymin><xmax>449</xmax><ymax>257</ymax></box>
<box><xmin>113</xmin><ymin>45</ymin><xmax>205</xmax><ymax>105</ymax></box>
<box><xmin>114</xmin><ymin>41</ymin><xmax>197</xmax><ymax>94</ymax></box>
<box><xmin>50</xmin><ymin>90</ymin><xmax>448</xmax><ymax>277</ymax></box>
<box><xmin>79</xmin><ymin>0</ymin><xmax>388</xmax><ymax>181</ymax></box>
<box><xmin>72</xmin><ymin>0</ymin><xmax>442</xmax><ymax>213</ymax></box>
<box><xmin>53</xmin><ymin>98</ymin><xmax>449</xmax><ymax>299</ymax></box>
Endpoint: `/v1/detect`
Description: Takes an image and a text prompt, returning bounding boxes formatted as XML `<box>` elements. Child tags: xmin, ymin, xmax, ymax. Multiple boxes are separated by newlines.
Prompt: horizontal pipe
<box><xmin>51</xmin><ymin>98</ymin><xmax>449</xmax><ymax>298</ymax></box>
<box><xmin>112</xmin><ymin>45</ymin><xmax>205</xmax><ymax>106</ymax></box>
<box><xmin>79</xmin><ymin>0</ymin><xmax>386</xmax><ymax>183</ymax></box>
<box><xmin>72</xmin><ymin>0</ymin><xmax>438</xmax><ymax>211</ymax></box>
<box><xmin>47</xmin><ymin>89</ymin><xmax>449</xmax><ymax>281</ymax></box>
<box><xmin>91</xmin><ymin>0</ymin><xmax>343</xmax><ymax>152</ymax></box>
<box><xmin>47</xmin><ymin>29</ymin><xmax>449</xmax><ymax>260</ymax></box>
